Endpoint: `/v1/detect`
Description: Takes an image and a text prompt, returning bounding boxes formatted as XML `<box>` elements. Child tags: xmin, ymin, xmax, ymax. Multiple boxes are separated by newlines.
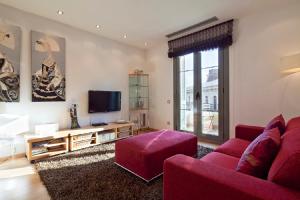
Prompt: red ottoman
<box><xmin>115</xmin><ymin>130</ymin><xmax>197</xmax><ymax>182</ymax></box>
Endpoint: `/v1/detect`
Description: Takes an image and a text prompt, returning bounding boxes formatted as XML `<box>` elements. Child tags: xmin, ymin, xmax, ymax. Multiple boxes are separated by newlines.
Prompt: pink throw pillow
<box><xmin>265</xmin><ymin>114</ymin><xmax>285</xmax><ymax>135</ymax></box>
<box><xmin>236</xmin><ymin>128</ymin><xmax>281</xmax><ymax>178</ymax></box>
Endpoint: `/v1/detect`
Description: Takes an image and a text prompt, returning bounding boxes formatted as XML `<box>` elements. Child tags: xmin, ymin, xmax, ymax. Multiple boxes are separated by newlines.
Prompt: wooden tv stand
<box><xmin>66</xmin><ymin>123</ymin><xmax>134</xmax><ymax>151</ymax></box>
<box><xmin>25</xmin><ymin>122</ymin><xmax>134</xmax><ymax>161</ymax></box>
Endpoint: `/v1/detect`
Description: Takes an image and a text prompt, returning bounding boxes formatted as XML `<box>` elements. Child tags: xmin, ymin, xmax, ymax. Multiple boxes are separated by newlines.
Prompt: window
<box><xmin>178</xmin><ymin>53</ymin><xmax>194</xmax><ymax>132</ymax></box>
<box><xmin>174</xmin><ymin>48</ymin><xmax>229</xmax><ymax>143</ymax></box>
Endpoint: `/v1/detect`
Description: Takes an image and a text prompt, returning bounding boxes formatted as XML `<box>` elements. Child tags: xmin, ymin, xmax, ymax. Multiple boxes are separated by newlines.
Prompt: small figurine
<box><xmin>70</xmin><ymin>104</ymin><xmax>80</xmax><ymax>129</ymax></box>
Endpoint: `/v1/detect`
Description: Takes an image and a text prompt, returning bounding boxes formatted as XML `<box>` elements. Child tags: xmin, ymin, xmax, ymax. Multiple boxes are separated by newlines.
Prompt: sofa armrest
<box><xmin>235</xmin><ymin>124</ymin><xmax>265</xmax><ymax>141</ymax></box>
<box><xmin>164</xmin><ymin>155</ymin><xmax>300</xmax><ymax>200</ymax></box>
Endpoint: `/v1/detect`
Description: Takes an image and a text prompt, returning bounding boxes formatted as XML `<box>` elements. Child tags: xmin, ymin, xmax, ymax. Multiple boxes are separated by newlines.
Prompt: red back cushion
<box><xmin>285</xmin><ymin>116</ymin><xmax>300</xmax><ymax>132</ymax></box>
<box><xmin>265</xmin><ymin>114</ymin><xmax>285</xmax><ymax>135</ymax></box>
<box><xmin>236</xmin><ymin>128</ymin><xmax>281</xmax><ymax>178</ymax></box>
<box><xmin>268</xmin><ymin>128</ymin><xmax>300</xmax><ymax>190</ymax></box>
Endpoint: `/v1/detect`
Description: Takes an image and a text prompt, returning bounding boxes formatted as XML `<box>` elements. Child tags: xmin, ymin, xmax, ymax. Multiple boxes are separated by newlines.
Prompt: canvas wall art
<box><xmin>31</xmin><ymin>31</ymin><xmax>65</xmax><ymax>102</ymax></box>
<box><xmin>0</xmin><ymin>23</ymin><xmax>21</xmax><ymax>102</ymax></box>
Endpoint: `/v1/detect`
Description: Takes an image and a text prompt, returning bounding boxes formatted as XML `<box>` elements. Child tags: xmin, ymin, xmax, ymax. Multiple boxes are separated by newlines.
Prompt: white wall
<box><xmin>0</xmin><ymin>4</ymin><xmax>145</xmax><ymax>156</ymax></box>
<box><xmin>145</xmin><ymin>44</ymin><xmax>173</xmax><ymax>130</ymax></box>
<box><xmin>230</xmin><ymin>2</ymin><xmax>300</xmax><ymax>131</ymax></box>
<box><xmin>1</xmin><ymin>1</ymin><xmax>300</xmax><ymax>157</ymax></box>
<box><xmin>146</xmin><ymin>2</ymin><xmax>300</xmax><ymax>138</ymax></box>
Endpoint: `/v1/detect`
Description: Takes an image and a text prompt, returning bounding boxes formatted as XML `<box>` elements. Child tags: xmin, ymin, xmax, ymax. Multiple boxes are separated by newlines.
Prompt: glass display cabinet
<box><xmin>129</xmin><ymin>72</ymin><xmax>149</xmax><ymax>132</ymax></box>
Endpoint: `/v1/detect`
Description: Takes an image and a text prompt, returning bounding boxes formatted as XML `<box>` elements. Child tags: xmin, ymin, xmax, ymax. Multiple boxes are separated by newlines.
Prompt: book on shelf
<box><xmin>47</xmin><ymin>146</ymin><xmax>65</xmax><ymax>151</ymax></box>
<box><xmin>32</xmin><ymin>148</ymin><xmax>48</xmax><ymax>156</ymax></box>
<box><xmin>48</xmin><ymin>138</ymin><xmax>64</xmax><ymax>144</ymax></box>
<box><xmin>32</xmin><ymin>141</ymin><xmax>49</xmax><ymax>148</ymax></box>
<box><xmin>32</xmin><ymin>138</ymin><xmax>65</xmax><ymax>148</ymax></box>
<box><xmin>98</xmin><ymin>132</ymin><xmax>115</xmax><ymax>143</ymax></box>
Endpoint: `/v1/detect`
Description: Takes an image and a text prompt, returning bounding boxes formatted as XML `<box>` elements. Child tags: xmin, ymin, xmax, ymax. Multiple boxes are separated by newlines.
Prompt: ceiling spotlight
<box><xmin>96</xmin><ymin>25</ymin><xmax>100</xmax><ymax>29</ymax></box>
<box><xmin>123</xmin><ymin>34</ymin><xmax>127</xmax><ymax>39</ymax></box>
<box><xmin>57</xmin><ymin>10</ymin><xmax>64</xmax><ymax>15</ymax></box>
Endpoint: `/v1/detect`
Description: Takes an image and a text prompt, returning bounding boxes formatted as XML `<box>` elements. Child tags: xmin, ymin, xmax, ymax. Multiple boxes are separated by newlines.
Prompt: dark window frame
<box><xmin>173</xmin><ymin>47</ymin><xmax>229</xmax><ymax>144</ymax></box>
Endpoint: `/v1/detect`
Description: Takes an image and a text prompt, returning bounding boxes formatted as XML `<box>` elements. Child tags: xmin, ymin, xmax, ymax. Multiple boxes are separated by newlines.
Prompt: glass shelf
<box><xmin>129</xmin><ymin>73</ymin><xmax>149</xmax><ymax>129</ymax></box>
<box><xmin>129</xmin><ymin>75</ymin><xmax>149</xmax><ymax>87</ymax></box>
<box><xmin>129</xmin><ymin>97</ymin><xmax>148</xmax><ymax>99</ymax></box>
<box><xmin>129</xmin><ymin>85</ymin><xmax>149</xmax><ymax>87</ymax></box>
<box><xmin>129</xmin><ymin>74</ymin><xmax>149</xmax><ymax>110</ymax></box>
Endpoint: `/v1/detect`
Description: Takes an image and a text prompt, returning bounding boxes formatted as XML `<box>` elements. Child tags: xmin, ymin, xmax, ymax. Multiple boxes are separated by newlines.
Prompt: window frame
<box><xmin>173</xmin><ymin>47</ymin><xmax>229</xmax><ymax>144</ymax></box>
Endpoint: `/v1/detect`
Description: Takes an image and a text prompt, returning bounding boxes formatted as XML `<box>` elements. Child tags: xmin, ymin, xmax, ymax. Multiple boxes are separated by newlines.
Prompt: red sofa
<box><xmin>164</xmin><ymin>117</ymin><xmax>300</xmax><ymax>200</ymax></box>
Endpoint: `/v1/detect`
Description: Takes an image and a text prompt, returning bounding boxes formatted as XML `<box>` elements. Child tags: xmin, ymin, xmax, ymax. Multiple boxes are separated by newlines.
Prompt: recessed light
<box><xmin>96</xmin><ymin>25</ymin><xmax>100</xmax><ymax>29</ymax></box>
<box><xmin>144</xmin><ymin>42</ymin><xmax>148</xmax><ymax>46</ymax></box>
<box><xmin>123</xmin><ymin>34</ymin><xmax>127</xmax><ymax>39</ymax></box>
<box><xmin>57</xmin><ymin>10</ymin><xmax>64</xmax><ymax>15</ymax></box>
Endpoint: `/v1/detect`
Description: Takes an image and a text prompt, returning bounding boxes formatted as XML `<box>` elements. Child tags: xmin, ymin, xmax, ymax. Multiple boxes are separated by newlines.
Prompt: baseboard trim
<box><xmin>0</xmin><ymin>153</ymin><xmax>26</xmax><ymax>163</ymax></box>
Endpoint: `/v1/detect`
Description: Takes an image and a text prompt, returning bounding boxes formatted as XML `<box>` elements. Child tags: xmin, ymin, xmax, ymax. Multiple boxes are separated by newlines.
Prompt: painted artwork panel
<box><xmin>0</xmin><ymin>24</ymin><xmax>21</xmax><ymax>102</ymax></box>
<box><xmin>31</xmin><ymin>31</ymin><xmax>65</xmax><ymax>102</ymax></box>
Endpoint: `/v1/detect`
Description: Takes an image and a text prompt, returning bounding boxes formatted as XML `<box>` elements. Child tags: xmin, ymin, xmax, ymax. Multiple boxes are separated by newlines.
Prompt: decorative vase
<box><xmin>70</xmin><ymin>104</ymin><xmax>80</xmax><ymax>129</ymax></box>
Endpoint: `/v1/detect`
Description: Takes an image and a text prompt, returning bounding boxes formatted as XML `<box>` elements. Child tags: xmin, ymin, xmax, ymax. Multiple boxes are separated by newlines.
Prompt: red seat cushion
<box><xmin>115</xmin><ymin>130</ymin><xmax>197</xmax><ymax>181</ymax></box>
<box><xmin>236</xmin><ymin>128</ymin><xmax>281</xmax><ymax>178</ymax></box>
<box><xmin>268</xmin><ymin>128</ymin><xmax>300</xmax><ymax>190</ymax></box>
<box><xmin>285</xmin><ymin>116</ymin><xmax>300</xmax><ymax>132</ymax></box>
<box><xmin>265</xmin><ymin>114</ymin><xmax>285</xmax><ymax>135</ymax></box>
<box><xmin>215</xmin><ymin>138</ymin><xmax>251</xmax><ymax>158</ymax></box>
<box><xmin>201</xmin><ymin>152</ymin><xmax>239</xmax><ymax>170</ymax></box>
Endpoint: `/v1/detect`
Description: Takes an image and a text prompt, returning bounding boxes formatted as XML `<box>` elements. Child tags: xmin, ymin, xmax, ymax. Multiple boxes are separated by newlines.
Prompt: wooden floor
<box><xmin>0</xmin><ymin>157</ymin><xmax>50</xmax><ymax>200</ymax></box>
<box><xmin>0</xmin><ymin>141</ymin><xmax>217</xmax><ymax>200</ymax></box>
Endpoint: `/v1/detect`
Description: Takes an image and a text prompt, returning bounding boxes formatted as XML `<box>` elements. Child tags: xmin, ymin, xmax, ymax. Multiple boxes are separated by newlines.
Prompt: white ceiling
<box><xmin>0</xmin><ymin>0</ymin><xmax>297</xmax><ymax>49</ymax></box>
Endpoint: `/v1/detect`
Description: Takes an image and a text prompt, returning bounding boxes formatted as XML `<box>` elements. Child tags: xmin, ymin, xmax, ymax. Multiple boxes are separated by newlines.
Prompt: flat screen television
<box><xmin>88</xmin><ymin>90</ymin><xmax>121</xmax><ymax>113</ymax></box>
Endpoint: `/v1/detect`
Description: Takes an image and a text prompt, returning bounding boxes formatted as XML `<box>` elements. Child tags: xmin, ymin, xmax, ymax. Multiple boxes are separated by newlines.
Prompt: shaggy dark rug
<box><xmin>35</xmin><ymin>143</ymin><xmax>213</xmax><ymax>200</ymax></box>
